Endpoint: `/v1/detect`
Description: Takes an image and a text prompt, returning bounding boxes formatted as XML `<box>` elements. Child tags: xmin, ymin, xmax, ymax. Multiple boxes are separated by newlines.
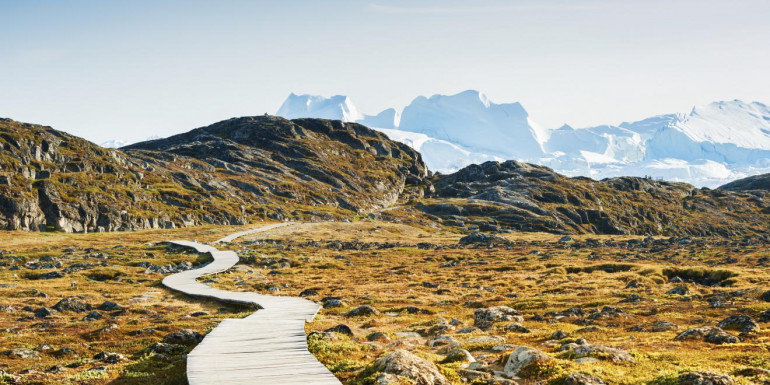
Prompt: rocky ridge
<box><xmin>0</xmin><ymin>116</ymin><xmax>428</xmax><ymax>232</ymax></box>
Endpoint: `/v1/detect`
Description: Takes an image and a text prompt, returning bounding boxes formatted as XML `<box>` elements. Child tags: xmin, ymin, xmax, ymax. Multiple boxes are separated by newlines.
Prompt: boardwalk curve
<box><xmin>162</xmin><ymin>223</ymin><xmax>342</xmax><ymax>385</ymax></box>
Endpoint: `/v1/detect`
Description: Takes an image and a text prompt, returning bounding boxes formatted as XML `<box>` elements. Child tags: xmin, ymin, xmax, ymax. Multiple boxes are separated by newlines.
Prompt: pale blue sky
<box><xmin>2</xmin><ymin>0</ymin><xmax>769</xmax><ymax>143</ymax></box>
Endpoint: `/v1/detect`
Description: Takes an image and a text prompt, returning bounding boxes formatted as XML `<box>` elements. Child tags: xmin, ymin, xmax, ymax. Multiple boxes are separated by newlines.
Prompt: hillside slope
<box><xmin>419</xmin><ymin>160</ymin><xmax>769</xmax><ymax>236</ymax></box>
<box><xmin>0</xmin><ymin>116</ymin><xmax>428</xmax><ymax>232</ymax></box>
<box><xmin>719</xmin><ymin>173</ymin><xmax>770</xmax><ymax>192</ymax></box>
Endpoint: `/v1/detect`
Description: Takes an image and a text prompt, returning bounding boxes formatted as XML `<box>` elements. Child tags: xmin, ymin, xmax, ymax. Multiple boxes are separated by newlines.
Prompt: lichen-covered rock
<box><xmin>372</xmin><ymin>350</ymin><xmax>451</xmax><ymax>385</ymax></box>
<box><xmin>503</xmin><ymin>346</ymin><xmax>553</xmax><ymax>377</ymax></box>
<box><xmin>674</xmin><ymin>327</ymin><xmax>738</xmax><ymax>344</ymax></box>
<box><xmin>474</xmin><ymin>306</ymin><xmax>523</xmax><ymax>330</ymax></box>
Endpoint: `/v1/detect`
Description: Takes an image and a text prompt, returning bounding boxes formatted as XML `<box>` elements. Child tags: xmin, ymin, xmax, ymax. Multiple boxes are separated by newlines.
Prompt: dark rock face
<box><xmin>0</xmin><ymin>116</ymin><xmax>428</xmax><ymax>232</ymax></box>
<box><xmin>425</xmin><ymin>160</ymin><xmax>770</xmax><ymax>236</ymax></box>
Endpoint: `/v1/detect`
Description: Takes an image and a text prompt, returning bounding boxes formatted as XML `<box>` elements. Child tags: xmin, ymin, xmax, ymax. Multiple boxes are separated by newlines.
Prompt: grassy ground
<box><xmin>1</xmin><ymin>221</ymin><xmax>769</xmax><ymax>384</ymax></box>
<box><xmin>220</xmin><ymin>222</ymin><xmax>770</xmax><ymax>384</ymax></box>
<box><xmin>0</xmin><ymin>223</ymin><xmax>274</xmax><ymax>384</ymax></box>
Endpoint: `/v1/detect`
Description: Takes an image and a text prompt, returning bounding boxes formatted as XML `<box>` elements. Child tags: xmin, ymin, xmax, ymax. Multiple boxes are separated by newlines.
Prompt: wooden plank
<box><xmin>161</xmin><ymin>223</ymin><xmax>342</xmax><ymax>385</ymax></box>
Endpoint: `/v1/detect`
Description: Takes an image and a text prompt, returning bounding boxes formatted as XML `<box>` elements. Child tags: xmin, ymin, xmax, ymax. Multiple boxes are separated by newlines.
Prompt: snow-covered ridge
<box><xmin>275</xmin><ymin>92</ymin><xmax>770</xmax><ymax>187</ymax></box>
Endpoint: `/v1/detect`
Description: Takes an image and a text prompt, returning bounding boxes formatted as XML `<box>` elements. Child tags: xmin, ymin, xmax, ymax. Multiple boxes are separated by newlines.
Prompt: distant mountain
<box><xmin>4</xmin><ymin>116</ymin><xmax>770</xmax><ymax>237</ymax></box>
<box><xmin>100</xmin><ymin>139</ymin><xmax>128</xmax><ymax>148</ymax></box>
<box><xmin>398</xmin><ymin>90</ymin><xmax>548</xmax><ymax>159</ymax></box>
<box><xmin>275</xmin><ymin>92</ymin><xmax>770</xmax><ymax>186</ymax></box>
<box><xmin>276</xmin><ymin>93</ymin><xmax>363</xmax><ymax>122</ymax></box>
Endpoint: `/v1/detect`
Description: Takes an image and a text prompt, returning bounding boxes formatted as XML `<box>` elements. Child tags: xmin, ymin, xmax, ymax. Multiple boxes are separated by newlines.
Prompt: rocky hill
<box><xmin>0</xmin><ymin>116</ymin><xmax>428</xmax><ymax>232</ymax></box>
<box><xmin>419</xmin><ymin>160</ymin><xmax>769</xmax><ymax>236</ymax></box>
<box><xmin>719</xmin><ymin>173</ymin><xmax>770</xmax><ymax>192</ymax></box>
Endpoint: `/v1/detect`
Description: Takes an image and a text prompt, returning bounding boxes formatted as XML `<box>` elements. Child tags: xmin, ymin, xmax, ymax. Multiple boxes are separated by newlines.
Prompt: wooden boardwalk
<box><xmin>162</xmin><ymin>223</ymin><xmax>342</xmax><ymax>385</ymax></box>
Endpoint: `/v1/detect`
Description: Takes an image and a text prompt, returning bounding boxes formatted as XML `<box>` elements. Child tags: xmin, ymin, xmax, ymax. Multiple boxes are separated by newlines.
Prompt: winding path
<box><xmin>162</xmin><ymin>223</ymin><xmax>342</xmax><ymax>385</ymax></box>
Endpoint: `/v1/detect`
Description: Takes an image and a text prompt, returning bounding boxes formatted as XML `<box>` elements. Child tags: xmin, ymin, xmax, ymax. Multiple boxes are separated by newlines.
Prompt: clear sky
<box><xmin>2</xmin><ymin>0</ymin><xmax>769</xmax><ymax>144</ymax></box>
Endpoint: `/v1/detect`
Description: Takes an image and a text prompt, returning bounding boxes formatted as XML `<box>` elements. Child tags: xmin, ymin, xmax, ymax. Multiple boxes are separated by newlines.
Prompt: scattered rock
<box><xmin>565</xmin><ymin>372</ymin><xmax>608</xmax><ymax>385</ymax></box>
<box><xmin>98</xmin><ymin>301</ymin><xmax>123</xmax><ymax>311</ymax></box>
<box><xmin>366</xmin><ymin>332</ymin><xmax>392</xmax><ymax>342</ymax></box>
<box><xmin>52</xmin><ymin>296</ymin><xmax>91</xmax><ymax>312</ymax></box>
<box><xmin>93</xmin><ymin>351</ymin><xmax>127</xmax><ymax>364</ymax></box>
<box><xmin>627</xmin><ymin>321</ymin><xmax>679</xmax><ymax>332</ymax></box>
<box><xmin>678</xmin><ymin>371</ymin><xmax>734</xmax><ymax>385</ymax></box>
<box><xmin>33</xmin><ymin>307</ymin><xmax>55</xmax><ymax>318</ymax></box>
<box><xmin>1</xmin><ymin>348</ymin><xmax>40</xmax><ymax>359</ymax></box>
<box><xmin>550</xmin><ymin>330</ymin><xmax>569</xmax><ymax>340</ymax></box>
<box><xmin>503</xmin><ymin>346</ymin><xmax>553</xmax><ymax>377</ymax></box>
<box><xmin>559</xmin><ymin>340</ymin><xmax>634</xmax><ymax>363</ymax></box>
<box><xmin>674</xmin><ymin>327</ymin><xmax>738</xmax><ymax>344</ymax></box>
<box><xmin>666</xmin><ymin>285</ymin><xmax>689</xmax><ymax>295</ymax></box>
<box><xmin>83</xmin><ymin>311</ymin><xmax>102</xmax><ymax>321</ymax></box>
<box><xmin>325</xmin><ymin>324</ymin><xmax>353</xmax><ymax>336</ymax></box>
<box><xmin>474</xmin><ymin>306</ymin><xmax>523</xmax><ymax>330</ymax></box>
<box><xmin>459</xmin><ymin>232</ymin><xmax>511</xmax><ymax>246</ymax></box>
<box><xmin>504</xmin><ymin>323</ymin><xmax>531</xmax><ymax>333</ymax></box>
<box><xmin>347</xmin><ymin>305</ymin><xmax>380</xmax><ymax>317</ymax></box>
<box><xmin>441</xmin><ymin>349</ymin><xmax>475</xmax><ymax>364</ymax></box>
<box><xmin>163</xmin><ymin>329</ymin><xmax>203</xmax><ymax>344</ymax></box>
<box><xmin>716</xmin><ymin>315</ymin><xmax>760</xmax><ymax>333</ymax></box>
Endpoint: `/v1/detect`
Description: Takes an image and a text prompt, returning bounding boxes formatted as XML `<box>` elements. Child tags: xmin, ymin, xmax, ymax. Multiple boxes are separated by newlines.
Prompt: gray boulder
<box><xmin>373</xmin><ymin>350</ymin><xmax>451</xmax><ymax>385</ymax></box>
<box><xmin>503</xmin><ymin>346</ymin><xmax>552</xmax><ymax>377</ymax></box>
<box><xmin>474</xmin><ymin>306</ymin><xmax>522</xmax><ymax>330</ymax></box>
